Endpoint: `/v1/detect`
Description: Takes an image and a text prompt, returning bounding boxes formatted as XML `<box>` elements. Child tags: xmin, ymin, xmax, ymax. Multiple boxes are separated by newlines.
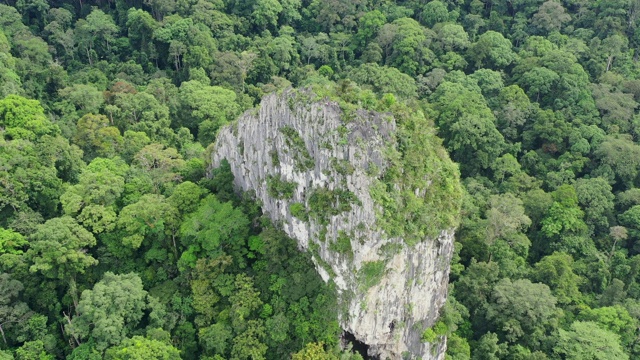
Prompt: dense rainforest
<box><xmin>2</xmin><ymin>0</ymin><xmax>640</xmax><ymax>359</ymax></box>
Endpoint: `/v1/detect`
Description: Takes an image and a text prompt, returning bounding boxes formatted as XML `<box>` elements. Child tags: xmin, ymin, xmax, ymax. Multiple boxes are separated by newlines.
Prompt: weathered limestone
<box><xmin>210</xmin><ymin>90</ymin><xmax>454</xmax><ymax>359</ymax></box>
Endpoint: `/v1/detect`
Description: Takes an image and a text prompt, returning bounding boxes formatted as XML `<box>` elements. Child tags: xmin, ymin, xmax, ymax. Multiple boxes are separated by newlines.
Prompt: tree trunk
<box><xmin>0</xmin><ymin>324</ymin><xmax>6</xmax><ymax>344</ymax></box>
<box><xmin>86</xmin><ymin>47</ymin><xmax>93</xmax><ymax>66</ymax></box>
<box><xmin>63</xmin><ymin>312</ymin><xmax>82</xmax><ymax>347</ymax></box>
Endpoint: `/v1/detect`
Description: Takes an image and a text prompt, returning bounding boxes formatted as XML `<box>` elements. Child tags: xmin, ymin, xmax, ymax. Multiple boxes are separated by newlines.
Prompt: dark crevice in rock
<box><xmin>343</xmin><ymin>331</ymin><xmax>376</xmax><ymax>360</ymax></box>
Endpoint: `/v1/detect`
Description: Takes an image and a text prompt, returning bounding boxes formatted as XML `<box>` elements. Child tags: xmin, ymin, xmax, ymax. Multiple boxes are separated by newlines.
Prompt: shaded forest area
<box><xmin>2</xmin><ymin>0</ymin><xmax>640</xmax><ymax>359</ymax></box>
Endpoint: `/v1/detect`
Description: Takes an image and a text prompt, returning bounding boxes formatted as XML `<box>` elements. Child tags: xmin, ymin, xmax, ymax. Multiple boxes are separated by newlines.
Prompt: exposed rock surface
<box><xmin>210</xmin><ymin>90</ymin><xmax>456</xmax><ymax>359</ymax></box>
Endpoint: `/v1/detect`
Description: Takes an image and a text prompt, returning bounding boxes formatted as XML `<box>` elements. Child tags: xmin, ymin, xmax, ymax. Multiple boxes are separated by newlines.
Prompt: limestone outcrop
<box><xmin>209</xmin><ymin>89</ymin><xmax>461</xmax><ymax>359</ymax></box>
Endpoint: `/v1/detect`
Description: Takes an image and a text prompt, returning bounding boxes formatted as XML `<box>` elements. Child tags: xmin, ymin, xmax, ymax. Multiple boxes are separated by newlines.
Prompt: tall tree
<box><xmin>468</xmin><ymin>31</ymin><xmax>517</xmax><ymax>69</ymax></box>
<box><xmin>104</xmin><ymin>335</ymin><xmax>181</xmax><ymax>360</ymax></box>
<box><xmin>485</xmin><ymin>278</ymin><xmax>559</xmax><ymax>348</ymax></box>
<box><xmin>431</xmin><ymin>81</ymin><xmax>508</xmax><ymax>175</ymax></box>
<box><xmin>26</xmin><ymin>217</ymin><xmax>97</xmax><ymax>289</ymax></box>
<box><xmin>554</xmin><ymin>321</ymin><xmax>628</xmax><ymax>360</ymax></box>
<box><xmin>67</xmin><ymin>272</ymin><xmax>150</xmax><ymax>352</ymax></box>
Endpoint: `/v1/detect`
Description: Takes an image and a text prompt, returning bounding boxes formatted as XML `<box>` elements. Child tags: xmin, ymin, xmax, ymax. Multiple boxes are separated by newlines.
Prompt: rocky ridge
<box><xmin>210</xmin><ymin>89</ymin><xmax>458</xmax><ymax>359</ymax></box>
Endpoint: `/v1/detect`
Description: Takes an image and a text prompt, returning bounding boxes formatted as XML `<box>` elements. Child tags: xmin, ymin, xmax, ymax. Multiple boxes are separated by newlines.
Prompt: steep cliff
<box><xmin>209</xmin><ymin>88</ymin><xmax>462</xmax><ymax>359</ymax></box>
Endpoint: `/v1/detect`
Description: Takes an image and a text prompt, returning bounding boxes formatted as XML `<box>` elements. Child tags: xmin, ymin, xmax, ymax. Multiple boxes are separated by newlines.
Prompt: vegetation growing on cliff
<box><xmin>371</xmin><ymin>101</ymin><xmax>463</xmax><ymax>245</ymax></box>
<box><xmin>3</xmin><ymin>0</ymin><xmax>640</xmax><ymax>358</ymax></box>
<box><xmin>279</xmin><ymin>126</ymin><xmax>315</xmax><ymax>171</ymax></box>
<box><xmin>358</xmin><ymin>260</ymin><xmax>387</xmax><ymax>290</ymax></box>
<box><xmin>266</xmin><ymin>174</ymin><xmax>297</xmax><ymax>199</ymax></box>
<box><xmin>288</xmin><ymin>83</ymin><xmax>463</xmax><ymax>245</ymax></box>
<box><xmin>307</xmin><ymin>187</ymin><xmax>361</xmax><ymax>225</ymax></box>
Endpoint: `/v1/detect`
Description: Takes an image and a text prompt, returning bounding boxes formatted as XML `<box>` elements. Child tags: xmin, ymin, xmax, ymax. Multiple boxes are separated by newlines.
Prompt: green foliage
<box><xmin>446</xmin><ymin>334</ymin><xmax>470</xmax><ymax>360</ymax></box>
<box><xmin>292</xmin><ymin>342</ymin><xmax>337</xmax><ymax>360</ymax></box>
<box><xmin>117</xmin><ymin>194</ymin><xmax>179</xmax><ymax>251</ymax></box>
<box><xmin>554</xmin><ymin>321</ymin><xmax>628</xmax><ymax>360</ymax></box>
<box><xmin>484</xmin><ymin>193</ymin><xmax>531</xmax><ymax>246</ymax></box>
<box><xmin>577</xmin><ymin>305</ymin><xmax>637</xmax><ymax>348</ymax></box>
<box><xmin>318</xmin><ymin>66</ymin><xmax>334</xmax><ymax>78</ymax></box>
<box><xmin>3</xmin><ymin>0</ymin><xmax>640</xmax><ymax>358</ymax></box>
<box><xmin>430</xmin><ymin>80</ymin><xmax>507</xmax><ymax>175</ymax></box>
<box><xmin>328</xmin><ymin>231</ymin><xmax>352</xmax><ymax>258</ymax></box>
<box><xmin>168</xmin><ymin>181</ymin><xmax>208</xmax><ymax>215</ymax></box>
<box><xmin>74</xmin><ymin>114</ymin><xmax>120</xmax><ymax>159</ymax></box>
<box><xmin>533</xmin><ymin>252</ymin><xmax>582</xmax><ymax>305</ymax></box>
<box><xmin>370</xmin><ymin>100</ymin><xmax>463</xmax><ymax>245</ymax></box>
<box><xmin>421</xmin><ymin>327</ymin><xmax>437</xmax><ymax>343</ymax></box>
<box><xmin>386</xmin><ymin>17</ymin><xmax>431</xmax><ymax>76</ymax></box>
<box><xmin>27</xmin><ymin>216</ymin><xmax>97</xmax><ymax>282</ymax></box>
<box><xmin>179</xmin><ymin>195</ymin><xmax>249</xmax><ymax>269</ymax></box>
<box><xmin>574</xmin><ymin>177</ymin><xmax>615</xmax><ymax>234</ymax></box>
<box><xmin>61</xmin><ymin>157</ymin><xmax>127</xmax><ymax>233</ymax></box>
<box><xmin>330</xmin><ymin>158</ymin><xmax>354</xmax><ymax>176</ymax></box>
<box><xmin>594</xmin><ymin>135</ymin><xmax>640</xmax><ymax>189</ymax></box>
<box><xmin>472</xmin><ymin>332</ymin><xmax>507</xmax><ymax>360</ymax></box>
<box><xmin>421</xmin><ymin>321</ymin><xmax>447</xmax><ymax>343</ymax></box>
<box><xmin>0</xmin><ymin>273</ymin><xmax>34</xmax><ymax>348</ymax></box>
<box><xmin>307</xmin><ymin>188</ymin><xmax>359</xmax><ymax>224</ymax></box>
<box><xmin>289</xmin><ymin>202</ymin><xmax>308</xmax><ymax>221</ymax></box>
<box><xmin>279</xmin><ymin>126</ymin><xmax>315</xmax><ymax>171</ymax></box>
<box><xmin>67</xmin><ymin>272</ymin><xmax>151</xmax><ymax>352</ymax></box>
<box><xmin>15</xmin><ymin>341</ymin><xmax>54</xmax><ymax>360</ymax></box>
<box><xmin>104</xmin><ymin>335</ymin><xmax>181</xmax><ymax>360</ymax></box>
<box><xmin>266</xmin><ymin>175</ymin><xmax>297</xmax><ymax>199</ymax></box>
<box><xmin>0</xmin><ymin>95</ymin><xmax>58</xmax><ymax>140</ymax></box>
<box><xmin>541</xmin><ymin>185</ymin><xmax>588</xmax><ymax>239</ymax></box>
<box><xmin>178</xmin><ymin>80</ymin><xmax>240</xmax><ymax>142</ymax></box>
<box><xmin>468</xmin><ymin>31</ymin><xmax>517</xmax><ymax>69</ymax></box>
<box><xmin>346</xmin><ymin>63</ymin><xmax>417</xmax><ymax>99</ymax></box>
<box><xmin>484</xmin><ymin>279</ymin><xmax>559</xmax><ymax>347</ymax></box>
<box><xmin>133</xmin><ymin>144</ymin><xmax>186</xmax><ymax>192</ymax></box>
<box><xmin>358</xmin><ymin>260</ymin><xmax>386</xmax><ymax>290</ymax></box>
<box><xmin>420</xmin><ymin>1</ymin><xmax>450</xmax><ymax>27</ymax></box>
<box><xmin>67</xmin><ymin>344</ymin><xmax>102</xmax><ymax>360</ymax></box>
<box><xmin>0</xmin><ymin>228</ymin><xmax>27</xmax><ymax>255</ymax></box>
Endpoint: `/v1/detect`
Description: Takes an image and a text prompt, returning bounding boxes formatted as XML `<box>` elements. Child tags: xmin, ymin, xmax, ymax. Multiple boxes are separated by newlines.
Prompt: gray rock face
<box><xmin>210</xmin><ymin>90</ymin><xmax>454</xmax><ymax>359</ymax></box>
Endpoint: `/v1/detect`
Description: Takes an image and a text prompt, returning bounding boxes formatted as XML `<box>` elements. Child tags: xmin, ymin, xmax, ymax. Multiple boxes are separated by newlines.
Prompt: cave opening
<box><xmin>342</xmin><ymin>331</ymin><xmax>378</xmax><ymax>360</ymax></box>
